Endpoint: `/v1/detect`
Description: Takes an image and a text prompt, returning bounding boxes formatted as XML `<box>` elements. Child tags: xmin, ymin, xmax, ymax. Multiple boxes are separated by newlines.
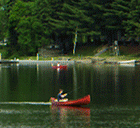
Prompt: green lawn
<box><xmin>0</xmin><ymin>45</ymin><xmax>140</xmax><ymax>60</ymax></box>
<box><xmin>99</xmin><ymin>45</ymin><xmax>140</xmax><ymax>60</ymax></box>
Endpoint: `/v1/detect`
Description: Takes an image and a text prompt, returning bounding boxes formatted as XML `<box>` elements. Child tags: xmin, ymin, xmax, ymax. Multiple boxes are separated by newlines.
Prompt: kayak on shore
<box><xmin>50</xmin><ymin>95</ymin><xmax>90</xmax><ymax>106</ymax></box>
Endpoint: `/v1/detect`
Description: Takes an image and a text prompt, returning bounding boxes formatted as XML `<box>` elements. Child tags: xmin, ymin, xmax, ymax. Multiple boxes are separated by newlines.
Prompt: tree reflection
<box><xmin>50</xmin><ymin>106</ymin><xmax>90</xmax><ymax>127</ymax></box>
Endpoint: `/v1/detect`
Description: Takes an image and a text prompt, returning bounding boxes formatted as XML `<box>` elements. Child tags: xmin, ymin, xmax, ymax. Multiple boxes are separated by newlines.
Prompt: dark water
<box><xmin>0</xmin><ymin>62</ymin><xmax>140</xmax><ymax>127</ymax></box>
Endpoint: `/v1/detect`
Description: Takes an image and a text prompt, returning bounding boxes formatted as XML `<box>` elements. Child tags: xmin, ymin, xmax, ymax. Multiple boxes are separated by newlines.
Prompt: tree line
<box><xmin>0</xmin><ymin>0</ymin><xmax>140</xmax><ymax>56</ymax></box>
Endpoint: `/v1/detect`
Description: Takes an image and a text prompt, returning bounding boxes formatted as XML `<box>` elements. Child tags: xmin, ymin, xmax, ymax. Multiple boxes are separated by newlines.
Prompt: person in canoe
<box><xmin>57</xmin><ymin>62</ymin><xmax>60</xmax><ymax>67</ymax></box>
<box><xmin>57</xmin><ymin>89</ymin><xmax>68</xmax><ymax>102</ymax></box>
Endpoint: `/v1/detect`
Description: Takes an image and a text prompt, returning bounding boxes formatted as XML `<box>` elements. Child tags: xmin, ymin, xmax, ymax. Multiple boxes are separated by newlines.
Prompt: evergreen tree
<box><xmin>33</xmin><ymin>0</ymin><xmax>54</xmax><ymax>45</ymax></box>
<box><xmin>50</xmin><ymin>0</ymin><xmax>103</xmax><ymax>36</ymax></box>
<box><xmin>103</xmin><ymin>0</ymin><xmax>130</xmax><ymax>43</ymax></box>
<box><xmin>3</xmin><ymin>0</ymin><xmax>140</xmax><ymax>56</ymax></box>
<box><xmin>0</xmin><ymin>8</ymin><xmax>5</xmax><ymax>40</ymax></box>
<box><xmin>0</xmin><ymin>0</ymin><xmax>9</xmax><ymax>41</ymax></box>
<box><xmin>49</xmin><ymin>0</ymin><xmax>105</xmax><ymax>47</ymax></box>
<box><xmin>123</xmin><ymin>0</ymin><xmax>140</xmax><ymax>41</ymax></box>
<box><xmin>8</xmin><ymin>0</ymin><xmax>39</xmax><ymax>55</ymax></box>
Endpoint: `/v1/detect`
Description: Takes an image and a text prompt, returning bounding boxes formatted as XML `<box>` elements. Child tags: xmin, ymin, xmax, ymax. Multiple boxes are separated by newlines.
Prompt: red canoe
<box><xmin>52</xmin><ymin>65</ymin><xmax>67</xmax><ymax>69</ymax></box>
<box><xmin>50</xmin><ymin>95</ymin><xmax>90</xmax><ymax>106</ymax></box>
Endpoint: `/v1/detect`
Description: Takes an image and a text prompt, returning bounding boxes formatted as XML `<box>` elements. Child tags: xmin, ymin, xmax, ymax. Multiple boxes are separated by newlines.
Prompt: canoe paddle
<box><xmin>67</xmin><ymin>86</ymin><xmax>82</xmax><ymax>95</ymax></box>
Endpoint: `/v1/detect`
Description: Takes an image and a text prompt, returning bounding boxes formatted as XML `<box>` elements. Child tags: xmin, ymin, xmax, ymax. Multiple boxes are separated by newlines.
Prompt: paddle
<box><xmin>67</xmin><ymin>86</ymin><xmax>82</xmax><ymax>95</ymax></box>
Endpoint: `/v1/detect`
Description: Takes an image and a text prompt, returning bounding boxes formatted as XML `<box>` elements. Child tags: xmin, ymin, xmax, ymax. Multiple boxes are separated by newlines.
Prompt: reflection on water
<box><xmin>0</xmin><ymin>62</ymin><xmax>140</xmax><ymax>127</ymax></box>
<box><xmin>0</xmin><ymin>63</ymin><xmax>140</xmax><ymax>105</ymax></box>
<box><xmin>73</xmin><ymin>64</ymin><xmax>78</xmax><ymax>99</ymax></box>
<box><xmin>50</xmin><ymin>106</ymin><xmax>90</xmax><ymax>128</ymax></box>
<box><xmin>90</xmin><ymin>105</ymin><xmax>140</xmax><ymax>127</ymax></box>
<box><xmin>0</xmin><ymin>104</ymin><xmax>51</xmax><ymax>127</ymax></box>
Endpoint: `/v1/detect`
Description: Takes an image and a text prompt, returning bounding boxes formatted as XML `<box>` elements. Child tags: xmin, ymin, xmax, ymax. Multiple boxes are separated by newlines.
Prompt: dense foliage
<box><xmin>0</xmin><ymin>0</ymin><xmax>140</xmax><ymax>56</ymax></box>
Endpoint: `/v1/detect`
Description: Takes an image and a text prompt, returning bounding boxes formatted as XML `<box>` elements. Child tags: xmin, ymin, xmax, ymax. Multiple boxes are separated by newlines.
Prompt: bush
<box><xmin>0</xmin><ymin>48</ymin><xmax>9</xmax><ymax>59</ymax></box>
<box><xmin>9</xmin><ymin>53</ymin><xmax>20</xmax><ymax>59</ymax></box>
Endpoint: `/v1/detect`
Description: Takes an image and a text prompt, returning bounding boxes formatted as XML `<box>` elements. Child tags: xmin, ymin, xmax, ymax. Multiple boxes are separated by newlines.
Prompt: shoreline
<box><xmin>1</xmin><ymin>56</ymin><xmax>140</xmax><ymax>65</ymax></box>
<box><xmin>19</xmin><ymin>58</ymin><xmax>139</xmax><ymax>65</ymax></box>
<box><xmin>19</xmin><ymin>60</ymin><xmax>75</xmax><ymax>63</ymax></box>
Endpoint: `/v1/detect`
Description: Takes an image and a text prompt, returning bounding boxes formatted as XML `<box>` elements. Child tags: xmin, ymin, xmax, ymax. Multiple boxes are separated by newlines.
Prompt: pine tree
<box><xmin>49</xmin><ymin>0</ymin><xmax>105</xmax><ymax>47</ymax></box>
<box><xmin>33</xmin><ymin>0</ymin><xmax>58</xmax><ymax>45</ymax></box>
<box><xmin>0</xmin><ymin>0</ymin><xmax>9</xmax><ymax>41</ymax></box>
<box><xmin>123</xmin><ymin>0</ymin><xmax>140</xmax><ymax>40</ymax></box>
<box><xmin>103</xmin><ymin>0</ymin><xmax>130</xmax><ymax>42</ymax></box>
<box><xmin>7</xmin><ymin>0</ymin><xmax>40</xmax><ymax>55</ymax></box>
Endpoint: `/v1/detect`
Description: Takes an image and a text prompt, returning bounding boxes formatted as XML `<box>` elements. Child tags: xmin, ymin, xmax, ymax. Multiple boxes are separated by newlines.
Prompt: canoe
<box><xmin>50</xmin><ymin>95</ymin><xmax>90</xmax><ymax>106</ymax></box>
<box><xmin>52</xmin><ymin>65</ymin><xmax>67</xmax><ymax>69</ymax></box>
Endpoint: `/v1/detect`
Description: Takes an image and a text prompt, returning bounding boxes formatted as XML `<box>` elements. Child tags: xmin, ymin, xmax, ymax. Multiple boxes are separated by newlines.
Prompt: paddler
<box><xmin>57</xmin><ymin>62</ymin><xmax>60</xmax><ymax>67</ymax></box>
<box><xmin>57</xmin><ymin>89</ymin><xmax>67</xmax><ymax>102</ymax></box>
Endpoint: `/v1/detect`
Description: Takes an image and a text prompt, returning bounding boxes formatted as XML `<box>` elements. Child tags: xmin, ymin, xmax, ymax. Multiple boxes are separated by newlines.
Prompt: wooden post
<box><xmin>37</xmin><ymin>53</ymin><xmax>39</xmax><ymax>60</ymax></box>
<box><xmin>0</xmin><ymin>53</ymin><xmax>1</xmax><ymax>60</ymax></box>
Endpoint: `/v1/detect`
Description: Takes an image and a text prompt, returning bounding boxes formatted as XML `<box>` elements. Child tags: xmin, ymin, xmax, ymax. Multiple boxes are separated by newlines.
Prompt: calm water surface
<box><xmin>0</xmin><ymin>62</ymin><xmax>140</xmax><ymax>127</ymax></box>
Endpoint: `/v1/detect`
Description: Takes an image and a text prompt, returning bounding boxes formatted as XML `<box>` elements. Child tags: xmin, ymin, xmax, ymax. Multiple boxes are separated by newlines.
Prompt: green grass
<box><xmin>67</xmin><ymin>45</ymin><xmax>104</xmax><ymax>57</ymax></box>
<box><xmin>99</xmin><ymin>45</ymin><xmax>140</xmax><ymax>60</ymax></box>
<box><xmin>75</xmin><ymin>46</ymin><xmax>99</xmax><ymax>56</ymax></box>
<box><xmin>1</xmin><ymin>45</ymin><xmax>140</xmax><ymax>61</ymax></box>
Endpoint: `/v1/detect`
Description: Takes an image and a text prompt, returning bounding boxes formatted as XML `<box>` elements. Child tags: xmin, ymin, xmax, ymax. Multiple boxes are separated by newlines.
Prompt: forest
<box><xmin>0</xmin><ymin>0</ymin><xmax>140</xmax><ymax>56</ymax></box>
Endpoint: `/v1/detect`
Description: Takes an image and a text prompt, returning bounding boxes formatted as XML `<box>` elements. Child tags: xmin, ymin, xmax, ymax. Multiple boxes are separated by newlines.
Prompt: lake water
<box><xmin>0</xmin><ymin>62</ymin><xmax>140</xmax><ymax>127</ymax></box>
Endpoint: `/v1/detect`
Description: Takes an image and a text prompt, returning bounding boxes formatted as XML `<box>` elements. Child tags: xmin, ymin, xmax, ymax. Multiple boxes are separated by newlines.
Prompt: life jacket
<box><xmin>57</xmin><ymin>93</ymin><xmax>63</xmax><ymax>101</ymax></box>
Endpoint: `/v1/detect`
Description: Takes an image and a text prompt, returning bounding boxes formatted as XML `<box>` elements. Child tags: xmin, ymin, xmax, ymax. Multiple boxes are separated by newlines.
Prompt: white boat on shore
<box><xmin>119</xmin><ymin>63</ymin><xmax>136</xmax><ymax>67</ymax></box>
<box><xmin>118</xmin><ymin>60</ymin><xmax>136</xmax><ymax>64</ymax></box>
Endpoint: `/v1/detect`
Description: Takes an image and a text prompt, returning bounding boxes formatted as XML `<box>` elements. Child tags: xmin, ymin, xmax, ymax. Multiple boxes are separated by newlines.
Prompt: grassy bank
<box><xmin>99</xmin><ymin>45</ymin><xmax>140</xmax><ymax>61</ymax></box>
<box><xmin>0</xmin><ymin>45</ymin><xmax>140</xmax><ymax>61</ymax></box>
<box><xmin>17</xmin><ymin>45</ymin><xmax>101</xmax><ymax>60</ymax></box>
